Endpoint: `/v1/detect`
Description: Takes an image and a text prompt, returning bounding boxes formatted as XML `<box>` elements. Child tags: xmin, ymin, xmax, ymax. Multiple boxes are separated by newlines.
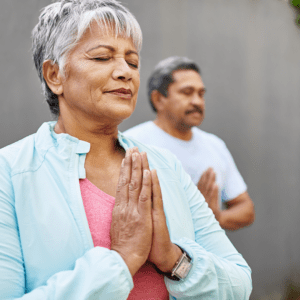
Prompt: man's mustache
<box><xmin>185</xmin><ymin>107</ymin><xmax>203</xmax><ymax>115</ymax></box>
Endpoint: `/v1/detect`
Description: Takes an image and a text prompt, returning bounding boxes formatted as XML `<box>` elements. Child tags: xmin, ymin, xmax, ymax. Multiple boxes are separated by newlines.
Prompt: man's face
<box><xmin>162</xmin><ymin>69</ymin><xmax>206</xmax><ymax>130</ymax></box>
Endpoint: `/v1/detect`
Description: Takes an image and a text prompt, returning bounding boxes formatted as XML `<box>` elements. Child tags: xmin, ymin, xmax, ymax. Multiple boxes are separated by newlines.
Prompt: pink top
<box><xmin>80</xmin><ymin>179</ymin><xmax>169</xmax><ymax>300</ymax></box>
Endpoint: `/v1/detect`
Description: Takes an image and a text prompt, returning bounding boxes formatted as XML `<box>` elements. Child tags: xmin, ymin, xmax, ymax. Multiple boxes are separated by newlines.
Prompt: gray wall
<box><xmin>1</xmin><ymin>0</ymin><xmax>300</xmax><ymax>299</ymax></box>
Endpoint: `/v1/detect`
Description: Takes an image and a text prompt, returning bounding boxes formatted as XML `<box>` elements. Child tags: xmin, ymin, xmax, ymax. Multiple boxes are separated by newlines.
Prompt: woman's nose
<box><xmin>112</xmin><ymin>59</ymin><xmax>133</xmax><ymax>81</ymax></box>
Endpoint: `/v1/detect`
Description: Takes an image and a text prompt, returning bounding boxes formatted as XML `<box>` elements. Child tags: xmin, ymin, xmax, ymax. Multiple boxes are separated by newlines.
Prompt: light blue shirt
<box><xmin>0</xmin><ymin>122</ymin><xmax>252</xmax><ymax>299</ymax></box>
<box><xmin>124</xmin><ymin>121</ymin><xmax>247</xmax><ymax>204</ymax></box>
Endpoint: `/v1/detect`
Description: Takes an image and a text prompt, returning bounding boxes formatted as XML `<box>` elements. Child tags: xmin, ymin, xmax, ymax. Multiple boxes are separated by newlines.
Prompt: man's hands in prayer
<box><xmin>197</xmin><ymin>167</ymin><xmax>221</xmax><ymax>221</ymax></box>
<box><xmin>197</xmin><ymin>168</ymin><xmax>255</xmax><ymax>230</ymax></box>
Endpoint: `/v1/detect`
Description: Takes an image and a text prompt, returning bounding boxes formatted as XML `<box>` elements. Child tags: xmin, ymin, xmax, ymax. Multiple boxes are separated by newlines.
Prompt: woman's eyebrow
<box><xmin>126</xmin><ymin>50</ymin><xmax>139</xmax><ymax>57</ymax></box>
<box><xmin>87</xmin><ymin>45</ymin><xmax>139</xmax><ymax>57</ymax></box>
<box><xmin>87</xmin><ymin>44</ymin><xmax>114</xmax><ymax>53</ymax></box>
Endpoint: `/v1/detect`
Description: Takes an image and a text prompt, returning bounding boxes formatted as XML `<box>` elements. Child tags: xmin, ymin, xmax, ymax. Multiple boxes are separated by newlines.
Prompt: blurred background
<box><xmin>1</xmin><ymin>0</ymin><xmax>300</xmax><ymax>299</ymax></box>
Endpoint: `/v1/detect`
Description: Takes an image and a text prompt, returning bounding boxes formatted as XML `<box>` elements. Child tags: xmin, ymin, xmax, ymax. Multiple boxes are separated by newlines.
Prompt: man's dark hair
<box><xmin>148</xmin><ymin>56</ymin><xmax>201</xmax><ymax>112</ymax></box>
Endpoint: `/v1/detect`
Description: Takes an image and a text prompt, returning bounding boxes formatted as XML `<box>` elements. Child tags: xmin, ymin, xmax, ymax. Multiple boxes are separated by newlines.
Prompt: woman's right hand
<box><xmin>110</xmin><ymin>148</ymin><xmax>153</xmax><ymax>276</ymax></box>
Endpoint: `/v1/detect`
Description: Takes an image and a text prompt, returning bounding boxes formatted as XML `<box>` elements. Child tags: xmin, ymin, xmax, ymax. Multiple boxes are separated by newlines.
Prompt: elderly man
<box><xmin>125</xmin><ymin>56</ymin><xmax>255</xmax><ymax>230</ymax></box>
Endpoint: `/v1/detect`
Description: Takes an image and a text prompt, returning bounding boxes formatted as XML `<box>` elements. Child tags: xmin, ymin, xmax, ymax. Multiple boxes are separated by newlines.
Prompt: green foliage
<box><xmin>291</xmin><ymin>0</ymin><xmax>300</xmax><ymax>8</ymax></box>
<box><xmin>290</xmin><ymin>0</ymin><xmax>300</xmax><ymax>27</ymax></box>
<box><xmin>296</xmin><ymin>14</ymin><xmax>300</xmax><ymax>26</ymax></box>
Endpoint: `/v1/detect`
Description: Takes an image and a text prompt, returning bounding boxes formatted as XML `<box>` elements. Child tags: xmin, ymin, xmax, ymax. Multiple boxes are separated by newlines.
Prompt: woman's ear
<box><xmin>42</xmin><ymin>60</ymin><xmax>63</xmax><ymax>95</ymax></box>
<box><xmin>151</xmin><ymin>90</ymin><xmax>166</xmax><ymax>113</ymax></box>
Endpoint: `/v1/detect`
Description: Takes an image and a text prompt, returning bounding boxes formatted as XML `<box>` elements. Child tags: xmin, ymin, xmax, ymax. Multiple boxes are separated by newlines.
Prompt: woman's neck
<box><xmin>55</xmin><ymin>113</ymin><xmax>124</xmax><ymax>167</ymax></box>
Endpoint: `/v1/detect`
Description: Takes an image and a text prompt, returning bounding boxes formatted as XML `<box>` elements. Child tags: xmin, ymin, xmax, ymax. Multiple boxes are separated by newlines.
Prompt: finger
<box><xmin>130</xmin><ymin>146</ymin><xmax>139</xmax><ymax>154</ymax></box>
<box><xmin>128</xmin><ymin>152</ymin><xmax>143</xmax><ymax>205</ymax></box>
<box><xmin>115</xmin><ymin>148</ymin><xmax>132</xmax><ymax>206</ymax></box>
<box><xmin>206</xmin><ymin>170</ymin><xmax>216</xmax><ymax>196</ymax></box>
<box><xmin>141</xmin><ymin>152</ymin><xmax>150</xmax><ymax>172</ymax></box>
<box><xmin>138</xmin><ymin>169</ymin><xmax>152</xmax><ymax>215</ymax></box>
<box><xmin>204</xmin><ymin>168</ymin><xmax>214</xmax><ymax>182</ymax></box>
<box><xmin>151</xmin><ymin>169</ymin><xmax>164</xmax><ymax>211</ymax></box>
<box><xmin>208</xmin><ymin>168</ymin><xmax>216</xmax><ymax>182</ymax></box>
<box><xmin>211</xmin><ymin>183</ymin><xmax>219</xmax><ymax>201</ymax></box>
<box><xmin>198</xmin><ymin>169</ymin><xmax>210</xmax><ymax>190</ymax></box>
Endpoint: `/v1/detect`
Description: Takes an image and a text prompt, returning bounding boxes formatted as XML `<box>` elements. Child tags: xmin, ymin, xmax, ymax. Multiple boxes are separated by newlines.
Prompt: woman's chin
<box><xmin>110</xmin><ymin>104</ymin><xmax>136</xmax><ymax>121</ymax></box>
<box><xmin>115</xmin><ymin>111</ymin><xmax>134</xmax><ymax>124</ymax></box>
<box><xmin>97</xmin><ymin>107</ymin><xmax>135</xmax><ymax>125</ymax></box>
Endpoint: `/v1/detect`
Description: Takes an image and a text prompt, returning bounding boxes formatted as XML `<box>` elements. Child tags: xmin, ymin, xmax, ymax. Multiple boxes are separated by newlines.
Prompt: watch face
<box><xmin>174</xmin><ymin>256</ymin><xmax>192</xmax><ymax>279</ymax></box>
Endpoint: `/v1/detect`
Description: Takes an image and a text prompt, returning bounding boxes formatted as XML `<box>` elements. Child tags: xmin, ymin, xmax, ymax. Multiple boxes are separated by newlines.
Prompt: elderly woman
<box><xmin>0</xmin><ymin>0</ymin><xmax>252</xmax><ymax>299</ymax></box>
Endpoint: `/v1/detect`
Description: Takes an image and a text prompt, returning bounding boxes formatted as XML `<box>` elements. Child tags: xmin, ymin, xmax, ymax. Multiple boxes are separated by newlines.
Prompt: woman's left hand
<box><xmin>137</xmin><ymin>149</ymin><xmax>182</xmax><ymax>272</ymax></box>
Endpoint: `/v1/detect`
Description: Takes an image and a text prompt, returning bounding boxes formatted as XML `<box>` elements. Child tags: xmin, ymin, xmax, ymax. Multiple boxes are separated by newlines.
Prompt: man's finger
<box><xmin>198</xmin><ymin>168</ymin><xmax>212</xmax><ymax>190</ymax></box>
<box><xmin>207</xmin><ymin>168</ymin><xmax>216</xmax><ymax>184</ymax></box>
<box><xmin>205</xmin><ymin>169</ymin><xmax>217</xmax><ymax>195</ymax></box>
<box><xmin>211</xmin><ymin>183</ymin><xmax>219</xmax><ymax>201</ymax></box>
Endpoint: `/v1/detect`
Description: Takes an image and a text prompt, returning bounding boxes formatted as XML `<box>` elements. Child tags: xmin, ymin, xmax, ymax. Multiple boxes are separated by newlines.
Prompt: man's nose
<box><xmin>191</xmin><ymin>93</ymin><xmax>204</xmax><ymax>106</ymax></box>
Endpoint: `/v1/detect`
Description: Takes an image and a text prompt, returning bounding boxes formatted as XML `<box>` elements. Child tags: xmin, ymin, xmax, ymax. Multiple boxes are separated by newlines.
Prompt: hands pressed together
<box><xmin>197</xmin><ymin>167</ymin><xmax>220</xmax><ymax>220</ymax></box>
<box><xmin>110</xmin><ymin>147</ymin><xmax>182</xmax><ymax>277</ymax></box>
<box><xmin>197</xmin><ymin>168</ymin><xmax>255</xmax><ymax>230</ymax></box>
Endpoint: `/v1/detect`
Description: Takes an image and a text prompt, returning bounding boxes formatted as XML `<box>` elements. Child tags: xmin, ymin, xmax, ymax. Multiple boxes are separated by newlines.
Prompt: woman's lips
<box><xmin>105</xmin><ymin>88</ymin><xmax>132</xmax><ymax>99</ymax></box>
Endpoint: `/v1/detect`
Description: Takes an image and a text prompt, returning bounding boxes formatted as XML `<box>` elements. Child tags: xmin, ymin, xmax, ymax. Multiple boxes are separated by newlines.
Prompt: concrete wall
<box><xmin>1</xmin><ymin>0</ymin><xmax>300</xmax><ymax>298</ymax></box>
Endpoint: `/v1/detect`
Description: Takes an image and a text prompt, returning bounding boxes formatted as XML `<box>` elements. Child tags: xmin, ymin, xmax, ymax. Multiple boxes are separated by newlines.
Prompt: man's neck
<box><xmin>154</xmin><ymin>118</ymin><xmax>193</xmax><ymax>141</ymax></box>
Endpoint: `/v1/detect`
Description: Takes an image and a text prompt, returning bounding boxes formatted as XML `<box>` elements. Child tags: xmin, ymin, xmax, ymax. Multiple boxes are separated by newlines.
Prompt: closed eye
<box><xmin>180</xmin><ymin>88</ymin><xmax>193</xmax><ymax>95</ymax></box>
<box><xmin>93</xmin><ymin>57</ymin><xmax>110</xmax><ymax>61</ymax></box>
<box><xmin>199</xmin><ymin>88</ymin><xmax>206</xmax><ymax>97</ymax></box>
<box><xmin>127</xmin><ymin>61</ymin><xmax>138</xmax><ymax>69</ymax></box>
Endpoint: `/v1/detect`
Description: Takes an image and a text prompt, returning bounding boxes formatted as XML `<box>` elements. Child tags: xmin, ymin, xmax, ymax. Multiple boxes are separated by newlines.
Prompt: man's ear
<box><xmin>151</xmin><ymin>90</ymin><xmax>166</xmax><ymax>112</ymax></box>
<box><xmin>42</xmin><ymin>60</ymin><xmax>64</xmax><ymax>95</ymax></box>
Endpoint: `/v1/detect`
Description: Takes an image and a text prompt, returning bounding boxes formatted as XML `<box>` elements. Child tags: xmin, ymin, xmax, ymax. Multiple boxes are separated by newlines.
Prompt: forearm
<box><xmin>2</xmin><ymin>247</ymin><xmax>133</xmax><ymax>300</ymax></box>
<box><xmin>165</xmin><ymin>238</ymin><xmax>252</xmax><ymax>300</ymax></box>
<box><xmin>217</xmin><ymin>199</ymin><xmax>255</xmax><ymax>230</ymax></box>
<box><xmin>164</xmin><ymin>154</ymin><xmax>252</xmax><ymax>299</ymax></box>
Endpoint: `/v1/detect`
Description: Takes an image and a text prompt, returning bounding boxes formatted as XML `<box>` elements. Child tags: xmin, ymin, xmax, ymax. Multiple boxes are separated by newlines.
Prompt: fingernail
<box><xmin>121</xmin><ymin>158</ymin><xmax>125</xmax><ymax>167</ymax></box>
<box><xmin>132</xmin><ymin>152</ymin><xmax>138</xmax><ymax>161</ymax></box>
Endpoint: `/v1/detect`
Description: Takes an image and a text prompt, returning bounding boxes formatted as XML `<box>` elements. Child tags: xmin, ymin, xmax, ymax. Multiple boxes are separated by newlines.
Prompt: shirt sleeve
<box><xmin>165</xmin><ymin>159</ymin><xmax>252</xmax><ymax>300</ymax></box>
<box><xmin>219</xmin><ymin>140</ymin><xmax>247</xmax><ymax>202</ymax></box>
<box><xmin>0</xmin><ymin>157</ymin><xmax>133</xmax><ymax>300</ymax></box>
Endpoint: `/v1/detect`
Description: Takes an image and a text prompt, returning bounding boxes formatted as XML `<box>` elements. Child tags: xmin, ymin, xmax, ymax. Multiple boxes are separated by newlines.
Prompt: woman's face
<box><xmin>59</xmin><ymin>21</ymin><xmax>140</xmax><ymax>125</ymax></box>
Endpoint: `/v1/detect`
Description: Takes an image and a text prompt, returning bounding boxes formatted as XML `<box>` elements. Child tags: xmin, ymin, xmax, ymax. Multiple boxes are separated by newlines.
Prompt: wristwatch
<box><xmin>170</xmin><ymin>249</ymin><xmax>192</xmax><ymax>280</ymax></box>
<box><xmin>156</xmin><ymin>246</ymin><xmax>193</xmax><ymax>281</ymax></box>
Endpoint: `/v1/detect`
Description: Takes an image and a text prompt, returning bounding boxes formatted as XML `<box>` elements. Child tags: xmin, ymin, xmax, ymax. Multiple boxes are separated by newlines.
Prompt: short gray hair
<box><xmin>32</xmin><ymin>0</ymin><xmax>142</xmax><ymax>117</ymax></box>
<box><xmin>148</xmin><ymin>56</ymin><xmax>200</xmax><ymax>112</ymax></box>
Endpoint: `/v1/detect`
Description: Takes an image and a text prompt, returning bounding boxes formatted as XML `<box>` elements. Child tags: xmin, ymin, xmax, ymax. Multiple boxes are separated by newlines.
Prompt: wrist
<box><xmin>114</xmin><ymin>250</ymin><xmax>146</xmax><ymax>277</ymax></box>
<box><xmin>155</xmin><ymin>243</ymin><xmax>182</xmax><ymax>273</ymax></box>
<box><xmin>155</xmin><ymin>245</ymin><xmax>193</xmax><ymax>281</ymax></box>
<box><xmin>212</xmin><ymin>208</ymin><xmax>222</xmax><ymax>221</ymax></box>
